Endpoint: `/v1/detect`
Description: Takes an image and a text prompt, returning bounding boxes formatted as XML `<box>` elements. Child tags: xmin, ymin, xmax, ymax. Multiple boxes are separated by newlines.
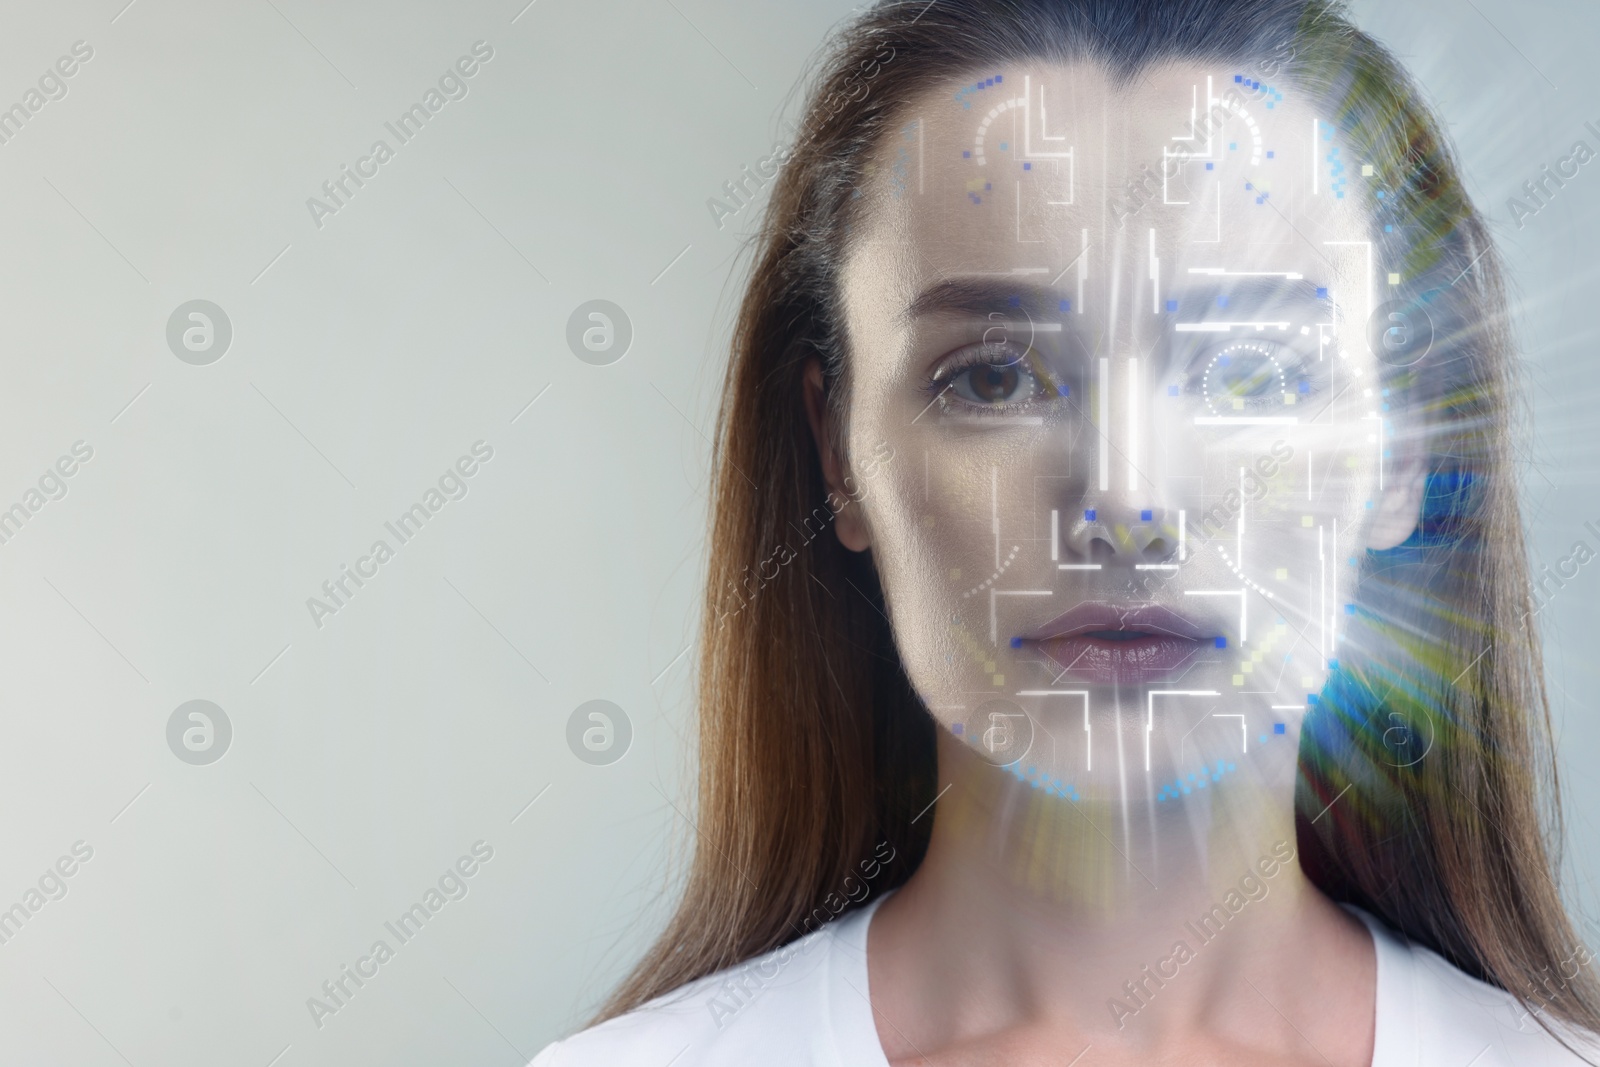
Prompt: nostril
<box><xmin>1144</xmin><ymin>537</ymin><xmax>1169</xmax><ymax>558</ymax></box>
<box><xmin>1088</xmin><ymin>538</ymin><xmax>1116</xmax><ymax>563</ymax></box>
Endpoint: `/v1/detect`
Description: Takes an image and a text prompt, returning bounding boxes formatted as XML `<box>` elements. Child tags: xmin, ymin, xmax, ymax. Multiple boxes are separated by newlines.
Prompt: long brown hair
<box><xmin>599</xmin><ymin>0</ymin><xmax>1600</xmax><ymax>1045</ymax></box>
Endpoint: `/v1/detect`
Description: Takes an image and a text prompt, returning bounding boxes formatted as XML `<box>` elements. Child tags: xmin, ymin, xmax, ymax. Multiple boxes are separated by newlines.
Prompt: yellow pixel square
<box><xmin>984</xmin><ymin>661</ymin><xmax>995</xmax><ymax>672</ymax></box>
<box><xmin>950</xmin><ymin>568</ymin><xmax>961</xmax><ymax>578</ymax></box>
<box><xmin>1275</xmin><ymin>567</ymin><xmax>1288</xmax><ymax>579</ymax></box>
<box><xmin>1302</xmin><ymin>515</ymin><xmax>1313</xmax><ymax>527</ymax></box>
<box><xmin>1233</xmin><ymin>674</ymin><xmax>1245</xmax><ymax>686</ymax></box>
<box><xmin>993</xmin><ymin>674</ymin><xmax>1005</xmax><ymax>686</ymax></box>
<box><xmin>1361</xmin><ymin>163</ymin><xmax>1374</xmax><ymax>176</ymax></box>
<box><xmin>1388</xmin><ymin>272</ymin><xmax>1401</xmax><ymax>285</ymax></box>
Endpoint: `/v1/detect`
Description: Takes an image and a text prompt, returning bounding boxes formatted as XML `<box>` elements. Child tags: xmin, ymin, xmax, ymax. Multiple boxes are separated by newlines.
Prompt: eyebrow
<box><xmin>1170</xmin><ymin>275</ymin><xmax>1328</xmax><ymax>310</ymax></box>
<box><xmin>899</xmin><ymin>278</ymin><xmax>1067</xmax><ymax>329</ymax></box>
<box><xmin>900</xmin><ymin>274</ymin><xmax>1330</xmax><ymax>329</ymax></box>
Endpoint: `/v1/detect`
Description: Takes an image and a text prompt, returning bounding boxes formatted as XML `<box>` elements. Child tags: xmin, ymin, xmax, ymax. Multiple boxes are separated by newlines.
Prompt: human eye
<box><xmin>928</xmin><ymin>342</ymin><xmax>1057</xmax><ymax>414</ymax></box>
<box><xmin>1187</xmin><ymin>339</ymin><xmax>1317</xmax><ymax>415</ymax></box>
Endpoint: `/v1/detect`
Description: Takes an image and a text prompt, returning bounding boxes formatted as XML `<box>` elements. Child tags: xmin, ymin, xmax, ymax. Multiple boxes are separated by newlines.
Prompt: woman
<box><xmin>534</xmin><ymin>0</ymin><xmax>1600</xmax><ymax>1062</ymax></box>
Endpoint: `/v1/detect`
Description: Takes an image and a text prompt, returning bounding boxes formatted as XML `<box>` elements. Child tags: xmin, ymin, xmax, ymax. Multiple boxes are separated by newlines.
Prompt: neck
<box><xmin>869</xmin><ymin>727</ymin><xmax>1373</xmax><ymax>1053</ymax></box>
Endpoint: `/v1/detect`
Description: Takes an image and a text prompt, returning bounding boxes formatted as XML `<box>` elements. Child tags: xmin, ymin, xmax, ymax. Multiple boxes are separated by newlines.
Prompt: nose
<box><xmin>1054</xmin><ymin>351</ymin><xmax>1180</xmax><ymax>569</ymax></box>
<box><xmin>1056</xmin><ymin>500</ymin><xmax>1179</xmax><ymax>567</ymax></box>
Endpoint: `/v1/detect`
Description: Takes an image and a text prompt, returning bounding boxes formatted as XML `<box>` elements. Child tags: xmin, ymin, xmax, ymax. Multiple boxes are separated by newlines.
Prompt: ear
<box><xmin>1364</xmin><ymin>447</ymin><xmax>1428</xmax><ymax>551</ymax></box>
<box><xmin>801</xmin><ymin>360</ymin><xmax>871</xmax><ymax>552</ymax></box>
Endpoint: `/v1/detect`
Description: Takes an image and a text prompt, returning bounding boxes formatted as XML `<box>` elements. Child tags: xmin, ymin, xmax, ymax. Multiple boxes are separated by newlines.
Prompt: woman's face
<box><xmin>822</xmin><ymin>60</ymin><xmax>1426</xmax><ymax>799</ymax></box>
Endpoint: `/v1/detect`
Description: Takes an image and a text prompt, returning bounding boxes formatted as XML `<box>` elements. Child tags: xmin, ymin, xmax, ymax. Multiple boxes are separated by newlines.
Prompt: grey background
<box><xmin>0</xmin><ymin>0</ymin><xmax>1592</xmax><ymax>1063</ymax></box>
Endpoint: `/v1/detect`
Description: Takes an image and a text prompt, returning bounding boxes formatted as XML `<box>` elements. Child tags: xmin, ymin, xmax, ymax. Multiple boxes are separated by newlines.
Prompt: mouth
<box><xmin>1014</xmin><ymin>603</ymin><xmax>1219</xmax><ymax>685</ymax></box>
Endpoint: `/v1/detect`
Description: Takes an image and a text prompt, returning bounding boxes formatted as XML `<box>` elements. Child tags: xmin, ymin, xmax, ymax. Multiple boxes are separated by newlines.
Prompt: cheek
<box><xmin>859</xmin><ymin>436</ymin><xmax>1025</xmax><ymax>697</ymax></box>
<box><xmin>1195</xmin><ymin>428</ymin><xmax>1382</xmax><ymax>637</ymax></box>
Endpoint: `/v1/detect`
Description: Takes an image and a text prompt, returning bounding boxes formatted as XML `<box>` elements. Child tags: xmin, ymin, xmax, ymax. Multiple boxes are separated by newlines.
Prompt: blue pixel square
<box><xmin>1140</xmin><ymin>509</ymin><xmax>1153</xmax><ymax>521</ymax></box>
<box><xmin>1085</xmin><ymin>509</ymin><xmax>1097</xmax><ymax>522</ymax></box>
<box><xmin>1214</xmin><ymin>636</ymin><xmax>1227</xmax><ymax>649</ymax></box>
<box><xmin>1230</xmin><ymin>142</ymin><xmax>1238</xmax><ymax>150</ymax></box>
<box><xmin>1316</xmin><ymin>287</ymin><xmax>1328</xmax><ymax>298</ymax></box>
<box><xmin>1344</xmin><ymin>604</ymin><xmax>1356</xmax><ymax>615</ymax></box>
<box><xmin>1328</xmin><ymin>659</ymin><xmax>1339</xmax><ymax>669</ymax></box>
<box><xmin>984</xmin><ymin>182</ymin><xmax>991</xmax><ymax>190</ymax></box>
<box><xmin>953</xmin><ymin>722</ymin><xmax>964</xmax><ymax>735</ymax></box>
<box><xmin>1234</xmin><ymin>74</ymin><xmax>1243</xmax><ymax>82</ymax></box>
<box><xmin>1008</xmin><ymin>294</ymin><xmax>1021</xmax><ymax>307</ymax></box>
<box><xmin>1267</xmin><ymin>151</ymin><xmax>1275</xmax><ymax>158</ymax></box>
<box><xmin>1385</xmin><ymin>224</ymin><xmax>1393</xmax><ymax>232</ymax></box>
<box><xmin>962</xmin><ymin>150</ymin><xmax>970</xmax><ymax>158</ymax></box>
<box><xmin>1274</xmin><ymin>722</ymin><xmax>1286</xmax><ymax>734</ymax></box>
<box><xmin>1206</xmin><ymin>162</ymin><xmax>1214</xmax><ymax>170</ymax></box>
<box><xmin>1058</xmin><ymin>299</ymin><xmax>1071</xmax><ymax>312</ymax></box>
<box><xmin>1298</xmin><ymin>380</ymin><xmax>1310</xmax><ymax>393</ymax></box>
<box><xmin>1217</xmin><ymin>296</ymin><xmax>1229</xmax><ymax>309</ymax></box>
<box><xmin>1166</xmin><ymin>299</ymin><xmax>1178</xmax><ymax>312</ymax></box>
<box><xmin>1010</xmin><ymin>636</ymin><xmax>1023</xmax><ymax>648</ymax></box>
<box><xmin>1168</xmin><ymin>384</ymin><xmax>1179</xmax><ymax>396</ymax></box>
<box><xmin>1023</xmin><ymin>162</ymin><xmax>1031</xmax><ymax>170</ymax></box>
<box><xmin>1246</xmin><ymin>182</ymin><xmax>1254</xmax><ymax>190</ymax></box>
<box><xmin>1308</xmin><ymin>694</ymin><xmax>1320</xmax><ymax>705</ymax></box>
<box><xmin>994</xmin><ymin>74</ymin><xmax>1002</xmax><ymax>82</ymax></box>
<box><xmin>1056</xmin><ymin>384</ymin><xmax>1071</xmax><ymax>397</ymax></box>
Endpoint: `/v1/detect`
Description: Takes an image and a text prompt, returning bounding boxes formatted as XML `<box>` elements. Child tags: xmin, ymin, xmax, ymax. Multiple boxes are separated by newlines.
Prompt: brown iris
<box><xmin>969</xmin><ymin>363</ymin><xmax>1021</xmax><ymax>402</ymax></box>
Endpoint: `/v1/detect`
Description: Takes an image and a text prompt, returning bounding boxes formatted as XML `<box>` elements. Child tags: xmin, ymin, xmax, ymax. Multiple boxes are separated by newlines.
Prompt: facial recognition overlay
<box><xmin>840</xmin><ymin>61</ymin><xmax>1441</xmax><ymax>882</ymax></box>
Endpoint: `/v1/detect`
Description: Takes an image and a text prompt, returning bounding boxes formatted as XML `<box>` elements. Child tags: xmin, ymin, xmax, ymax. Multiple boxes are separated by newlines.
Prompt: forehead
<box><xmin>842</xmin><ymin>59</ymin><xmax>1373</xmax><ymax>321</ymax></box>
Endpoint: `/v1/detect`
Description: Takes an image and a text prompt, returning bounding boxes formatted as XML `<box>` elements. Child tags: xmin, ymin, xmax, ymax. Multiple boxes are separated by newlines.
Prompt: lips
<box><xmin>1015</xmin><ymin>602</ymin><xmax>1217</xmax><ymax>685</ymax></box>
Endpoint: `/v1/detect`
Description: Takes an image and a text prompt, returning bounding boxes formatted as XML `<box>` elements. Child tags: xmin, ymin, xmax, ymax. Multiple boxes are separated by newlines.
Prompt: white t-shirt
<box><xmin>529</xmin><ymin>893</ymin><xmax>1598</xmax><ymax>1065</ymax></box>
